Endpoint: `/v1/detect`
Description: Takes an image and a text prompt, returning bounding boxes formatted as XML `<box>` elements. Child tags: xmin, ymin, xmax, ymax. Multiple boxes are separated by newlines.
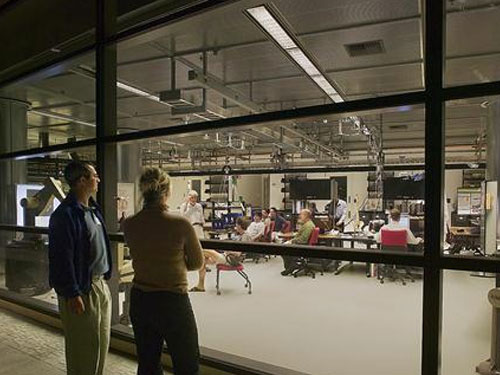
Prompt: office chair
<box><xmin>245</xmin><ymin>222</ymin><xmax>274</xmax><ymax>263</ymax></box>
<box><xmin>282</xmin><ymin>220</ymin><xmax>292</xmax><ymax>233</ymax></box>
<box><xmin>216</xmin><ymin>263</ymin><xmax>252</xmax><ymax>295</ymax></box>
<box><xmin>378</xmin><ymin>229</ymin><xmax>415</xmax><ymax>285</ymax></box>
<box><xmin>292</xmin><ymin>227</ymin><xmax>320</xmax><ymax>279</ymax></box>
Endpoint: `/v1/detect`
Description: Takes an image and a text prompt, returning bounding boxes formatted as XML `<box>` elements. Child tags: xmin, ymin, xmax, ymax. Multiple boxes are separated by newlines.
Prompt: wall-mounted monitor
<box><xmin>289</xmin><ymin>179</ymin><xmax>330</xmax><ymax>200</ymax></box>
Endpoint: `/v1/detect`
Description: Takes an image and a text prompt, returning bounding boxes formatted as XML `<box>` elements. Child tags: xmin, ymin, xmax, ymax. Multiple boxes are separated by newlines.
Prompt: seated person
<box><xmin>262</xmin><ymin>209</ymin><xmax>271</xmax><ymax>227</ymax></box>
<box><xmin>270</xmin><ymin>207</ymin><xmax>287</xmax><ymax>232</ymax></box>
<box><xmin>247</xmin><ymin>212</ymin><xmax>266</xmax><ymax>241</ymax></box>
<box><xmin>190</xmin><ymin>217</ymin><xmax>249</xmax><ymax>292</ymax></box>
<box><xmin>281</xmin><ymin>209</ymin><xmax>316</xmax><ymax>276</ymax></box>
<box><xmin>375</xmin><ymin>209</ymin><xmax>422</xmax><ymax>246</ymax></box>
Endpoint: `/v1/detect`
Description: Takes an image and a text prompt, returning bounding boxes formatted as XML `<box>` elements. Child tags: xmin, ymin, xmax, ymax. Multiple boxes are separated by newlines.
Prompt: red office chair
<box><xmin>292</xmin><ymin>228</ymin><xmax>320</xmax><ymax>279</ymax></box>
<box><xmin>216</xmin><ymin>263</ymin><xmax>252</xmax><ymax>295</ymax></box>
<box><xmin>380</xmin><ymin>229</ymin><xmax>407</xmax><ymax>248</ymax></box>
<box><xmin>379</xmin><ymin>228</ymin><xmax>414</xmax><ymax>285</ymax></box>
<box><xmin>309</xmin><ymin>227</ymin><xmax>320</xmax><ymax>245</ymax></box>
<box><xmin>282</xmin><ymin>221</ymin><xmax>292</xmax><ymax>233</ymax></box>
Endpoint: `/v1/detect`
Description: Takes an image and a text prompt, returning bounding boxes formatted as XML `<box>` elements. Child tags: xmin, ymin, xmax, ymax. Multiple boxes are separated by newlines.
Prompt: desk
<box><xmin>276</xmin><ymin>232</ymin><xmax>295</xmax><ymax>241</ymax></box>
<box><xmin>276</xmin><ymin>232</ymin><xmax>377</xmax><ymax>276</ymax></box>
<box><xmin>319</xmin><ymin>233</ymin><xmax>377</xmax><ymax>276</ymax></box>
<box><xmin>207</xmin><ymin>229</ymin><xmax>234</xmax><ymax>240</ymax></box>
<box><xmin>449</xmin><ymin>226</ymin><xmax>481</xmax><ymax>255</ymax></box>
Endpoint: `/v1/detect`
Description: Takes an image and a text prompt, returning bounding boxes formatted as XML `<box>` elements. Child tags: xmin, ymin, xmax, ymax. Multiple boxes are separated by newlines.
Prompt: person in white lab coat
<box><xmin>180</xmin><ymin>190</ymin><xmax>205</xmax><ymax>239</ymax></box>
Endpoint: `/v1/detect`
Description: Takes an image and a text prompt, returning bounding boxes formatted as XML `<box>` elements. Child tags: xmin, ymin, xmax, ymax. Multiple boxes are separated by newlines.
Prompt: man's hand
<box><xmin>68</xmin><ymin>296</ymin><xmax>85</xmax><ymax>315</ymax></box>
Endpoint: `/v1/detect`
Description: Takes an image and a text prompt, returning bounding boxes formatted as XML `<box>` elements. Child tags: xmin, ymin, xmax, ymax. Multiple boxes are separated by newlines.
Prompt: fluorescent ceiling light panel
<box><xmin>246</xmin><ymin>5</ymin><xmax>343</xmax><ymax>103</ymax></box>
<box><xmin>116</xmin><ymin>82</ymin><xmax>169</xmax><ymax>105</ymax></box>
<box><xmin>246</xmin><ymin>7</ymin><xmax>296</xmax><ymax>50</ymax></box>
<box><xmin>30</xmin><ymin>110</ymin><xmax>96</xmax><ymax>127</ymax></box>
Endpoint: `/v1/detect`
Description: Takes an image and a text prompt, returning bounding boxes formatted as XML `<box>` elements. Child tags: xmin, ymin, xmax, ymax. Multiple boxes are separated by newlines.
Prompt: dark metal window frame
<box><xmin>1</xmin><ymin>1</ymin><xmax>500</xmax><ymax>374</ymax></box>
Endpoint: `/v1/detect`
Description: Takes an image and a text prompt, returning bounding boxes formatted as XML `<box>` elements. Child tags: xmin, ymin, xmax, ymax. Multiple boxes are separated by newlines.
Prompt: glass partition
<box><xmin>0</xmin><ymin>52</ymin><xmax>96</xmax><ymax>154</ymax></box>
<box><xmin>116</xmin><ymin>0</ymin><xmax>424</xmax><ymax>134</ymax></box>
<box><xmin>444</xmin><ymin>96</ymin><xmax>499</xmax><ymax>256</ymax></box>
<box><xmin>446</xmin><ymin>1</ymin><xmax>500</xmax><ymax>87</ymax></box>
<box><xmin>442</xmin><ymin>270</ymin><xmax>496</xmax><ymax>375</ymax></box>
<box><xmin>0</xmin><ymin>146</ymin><xmax>96</xmax><ymax>227</ymax></box>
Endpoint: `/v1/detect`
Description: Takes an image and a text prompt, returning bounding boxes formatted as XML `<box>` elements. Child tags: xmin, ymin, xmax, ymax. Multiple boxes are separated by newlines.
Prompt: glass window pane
<box><xmin>113</xmin><ymin>252</ymin><xmax>423</xmax><ymax>375</ymax></box>
<box><xmin>0</xmin><ymin>52</ymin><xmax>96</xmax><ymax>154</ymax></box>
<box><xmin>442</xmin><ymin>270</ymin><xmax>496</xmax><ymax>375</ymax></box>
<box><xmin>0</xmin><ymin>146</ymin><xmax>96</xmax><ymax>226</ymax></box>
<box><xmin>446</xmin><ymin>1</ymin><xmax>500</xmax><ymax>86</ymax></box>
<box><xmin>116</xmin><ymin>0</ymin><xmax>423</xmax><ymax>134</ymax></box>
<box><xmin>0</xmin><ymin>2</ymin><xmax>95</xmax><ymax>83</ymax></box>
<box><xmin>0</xmin><ymin>229</ymin><xmax>57</xmax><ymax>308</ymax></box>
<box><xmin>444</xmin><ymin>96</ymin><xmax>497</xmax><ymax>256</ymax></box>
<box><xmin>111</xmin><ymin>104</ymin><xmax>426</xmax><ymax>255</ymax></box>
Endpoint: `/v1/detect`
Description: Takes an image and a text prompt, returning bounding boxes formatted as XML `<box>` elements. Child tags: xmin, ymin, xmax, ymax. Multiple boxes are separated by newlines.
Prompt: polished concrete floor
<box><xmin>186</xmin><ymin>258</ymin><xmax>494</xmax><ymax>375</ymax></box>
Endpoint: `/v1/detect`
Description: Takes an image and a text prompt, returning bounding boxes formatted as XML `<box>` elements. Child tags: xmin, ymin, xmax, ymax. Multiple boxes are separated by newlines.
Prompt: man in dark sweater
<box><xmin>270</xmin><ymin>207</ymin><xmax>287</xmax><ymax>232</ymax></box>
<box><xmin>49</xmin><ymin>161</ymin><xmax>112</xmax><ymax>375</ymax></box>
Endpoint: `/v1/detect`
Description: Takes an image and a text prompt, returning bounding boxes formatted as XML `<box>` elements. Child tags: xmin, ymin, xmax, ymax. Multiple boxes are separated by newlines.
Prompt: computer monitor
<box><xmin>398</xmin><ymin>214</ymin><xmax>410</xmax><ymax>229</ymax></box>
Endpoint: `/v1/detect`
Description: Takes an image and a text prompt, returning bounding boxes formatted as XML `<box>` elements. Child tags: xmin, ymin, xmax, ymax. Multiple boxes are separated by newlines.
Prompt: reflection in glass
<box><xmin>0</xmin><ymin>230</ymin><xmax>57</xmax><ymax>307</ymax></box>
<box><xmin>116</xmin><ymin>0</ymin><xmax>423</xmax><ymax>133</ymax></box>
<box><xmin>0</xmin><ymin>52</ymin><xmax>96</xmax><ymax>153</ymax></box>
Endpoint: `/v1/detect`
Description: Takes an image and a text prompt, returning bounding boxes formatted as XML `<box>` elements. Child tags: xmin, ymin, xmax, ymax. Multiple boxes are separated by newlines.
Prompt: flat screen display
<box><xmin>383</xmin><ymin>177</ymin><xmax>425</xmax><ymax>199</ymax></box>
<box><xmin>289</xmin><ymin>179</ymin><xmax>330</xmax><ymax>200</ymax></box>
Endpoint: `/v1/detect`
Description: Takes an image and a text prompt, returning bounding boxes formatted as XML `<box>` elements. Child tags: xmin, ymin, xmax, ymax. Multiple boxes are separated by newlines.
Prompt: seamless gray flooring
<box><xmin>187</xmin><ymin>258</ymin><xmax>494</xmax><ymax>375</ymax></box>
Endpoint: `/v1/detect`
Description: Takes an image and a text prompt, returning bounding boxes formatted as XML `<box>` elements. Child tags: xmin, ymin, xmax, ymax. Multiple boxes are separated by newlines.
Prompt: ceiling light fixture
<box><xmin>245</xmin><ymin>4</ymin><xmax>344</xmax><ymax>103</ymax></box>
<box><xmin>75</xmin><ymin>66</ymin><xmax>173</xmax><ymax>108</ymax></box>
<box><xmin>116</xmin><ymin>82</ymin><xmax>170</xmax><ymax>105</ymax></box>
<box><xmin>30</xmin><ymin>110</ymin><xmax>96</xmax><ymax>128</ymax></box>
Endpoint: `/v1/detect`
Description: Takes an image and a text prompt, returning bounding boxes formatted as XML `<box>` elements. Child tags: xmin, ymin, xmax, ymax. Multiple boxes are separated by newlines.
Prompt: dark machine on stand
<box><xmin>5</xmin><ymin>177</ymin><xmax>65</xmax><ymax>296</ymax></box>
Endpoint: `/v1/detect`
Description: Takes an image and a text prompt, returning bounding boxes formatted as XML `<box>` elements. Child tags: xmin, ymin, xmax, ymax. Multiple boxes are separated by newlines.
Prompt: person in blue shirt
<box><xmin>49</xmin><ymin>161</ymin><xmax>112</xmax><ymax>375</ymax></box>
<box><xmin>270</xmin><ymin>207</ymin><xmax>287</xmax><ymax>232</ymax></box>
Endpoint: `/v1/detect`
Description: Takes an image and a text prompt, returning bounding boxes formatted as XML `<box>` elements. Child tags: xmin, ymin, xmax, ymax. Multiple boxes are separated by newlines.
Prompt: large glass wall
<box><xmin>116</xmin><ymin>0</ymin><xmax>424</xmax><ymax>133</ymax></box>
<box><xmin>0</xmin><ymin>52</ymin><xmax>97</xmax><ymax>154</ymax></box>
<box><xmin>445</xmin><ymin>1</ymin><xmax>500</xmax><ymax>86</ymax></box>
<box><xmin>0</xmin><ymin>147</ymin><xmax>95</xmax><ymax>310</ymax></box>
<box><xmin>0</xmin><ymin>1</ymin><xmax>499</xmax><ymax>375</ymax></box>
<box><xmin>444</xmin><ymin>95</ymin><xmax>500</xmax><ymax>257</ymax></box>
<box><xmin>441</xmin><ymin>270</ymin><xmax>495</xmax><ymax>375</ymax></box>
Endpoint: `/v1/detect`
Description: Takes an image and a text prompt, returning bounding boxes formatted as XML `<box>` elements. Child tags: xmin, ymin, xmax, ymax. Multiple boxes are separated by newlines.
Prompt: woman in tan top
<box><xmin>123</xmin><ymin>167</ymin><xmax>203</xmax><ymax>375</ymax></box>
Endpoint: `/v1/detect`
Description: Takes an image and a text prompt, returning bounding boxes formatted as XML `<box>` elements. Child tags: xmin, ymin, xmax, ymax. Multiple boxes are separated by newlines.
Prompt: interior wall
<box><xmin>234</xmin><ymin>175</ymin><xmax>263</xmax><ymax>207</ymax></box>
<box><xmin>169</xmin><ymin>176</ymin><xmax>191</xmax><ymax>212</ymax></box>
<box><xmin>269</xmin><ymin>174</ymin><xmax>284</xmax><ymax>209</ymax></box>
<box><xmin>444</xmin><ymin>170</ymin><xmax>463</xmax><ymax>210</ymax></box>
<box><xmin>307</xmin><ymin>172</ymin><xmax>369</xmax><ymax>216</ymax></box>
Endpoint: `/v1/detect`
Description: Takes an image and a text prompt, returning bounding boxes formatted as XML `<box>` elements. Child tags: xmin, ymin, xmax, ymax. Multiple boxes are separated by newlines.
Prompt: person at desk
<box><xmin>247</xmin><ymin>211</ymin><xmax>266</xmax><ymax>241</ymax></box>
<box><xmin>180</xmin><ymin>190</ymin><xmax>205</xmax><ymax>239</ymax></box>
<box><xmin>190</xmin><ymin>217</ymin><xmax>249</xmax><ymax>292</ymax></box>
<box><xmin>327</xmin><ymin>198</ymin><xmax>347</xmax><ymax>231</ymax></box>
<box><xmin>270</xmin><ymin>207</ymin><xmax>287</xmax><ymax>232</ymax></box>
<box><xmin>374</xmin><ymin>209</ymin><xmax>423</xmax><ymax>245</ymax></box>
<box><xmin>281</xmin><ymin>209</ymin><xmax>315</xmax><ymax>276</ymax></box>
